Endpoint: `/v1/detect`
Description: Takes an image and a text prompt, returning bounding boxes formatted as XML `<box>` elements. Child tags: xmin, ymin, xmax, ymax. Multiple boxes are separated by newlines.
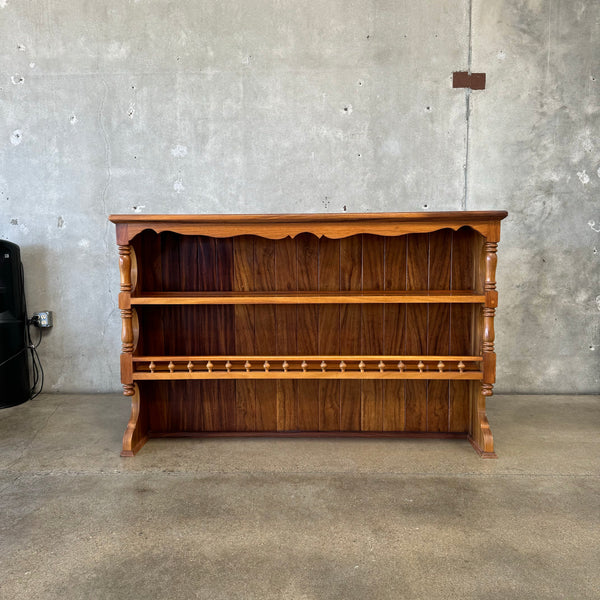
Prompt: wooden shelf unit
<box><xmin>110</xmin><ymin>211</ymin><xmax>507</xmax><ymax>457</ymax></box>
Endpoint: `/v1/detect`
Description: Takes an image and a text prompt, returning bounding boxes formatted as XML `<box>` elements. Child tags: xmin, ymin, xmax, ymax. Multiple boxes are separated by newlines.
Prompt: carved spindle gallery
<box><xmin>358</xmin><ymin>360</ymin><xmax>366</xmax><ymax>373</ymax></box>
<box><xmin>225</xmin><ymin>360</ymin><xmax>232</xmax><ymax>373</ymax></box>
<box><xmin>168</xmin><ymin>361</ymin><xmax>175</xmax><ymax>373</ymax></box>
<box><xmin>263</xmin><ymin>360</ymin><xmax>270</xmax><ymax>372</ymax></box>
<box><xmin>320</xmin><ymin>360</ymin><xmax>327</xmax><ymax>372</ymax></box>
<box><xmin>244</xmin><ymin>360</ymin><xmax>251</xmax><ymax>372</ymax></box>
<box><xmin>282</xmin><ymin>360</ymin><xmax>289</xmax><ymax>373</ymax></box>
<box><xmin>458</xmin><ymin>361</ymin><xmax>465</xmax><ymax>373</ymax></box>
<box><xmin>339</xmin><ymin>360</ymin><xmax>346</xmax><ymax>373</ymax></box>
<box><xmin>437</xmin><ymin>361</ymin><xmax>445</xmax><ymax>372</ymax></box>
<box><xmin>301</xmin><ymin>360</ymin><xmax>308</xmax><ymax>373</ymax></box>
<box><xmin>417</xmin><ymin>361</ymin><xmax>424</xmax><ymax>373</ymax></box>
<box><xmin>397</xmin><ymin>361</ymin><xmax>405</xmax><ymax>372</ymax></box>
<box><xmin>149</xmin><ymin>361</ymin><xmax>155</xmax><ymax>373</ymax></box>
<box><xmin>206</xmin><ymin>360</ymin><xmax>213</xmax><ymax>373</ymax></box>
<box><xmin>378</xmin><ymin>360</ymin><xmax>385</xmax><ymax>373</ymax></box>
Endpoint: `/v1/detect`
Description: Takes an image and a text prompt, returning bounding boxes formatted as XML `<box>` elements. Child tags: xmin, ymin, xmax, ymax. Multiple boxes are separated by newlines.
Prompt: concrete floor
<box><xmin>0</xmin><ymin>394</ymin><xmax>598</xmax><ymax>599</ymax></box>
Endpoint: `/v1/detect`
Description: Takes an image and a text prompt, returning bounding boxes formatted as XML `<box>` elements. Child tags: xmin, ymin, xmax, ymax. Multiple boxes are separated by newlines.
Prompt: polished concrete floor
<box><xmin>0</xmin><ymin>393</ymin><xmax>598</xmax><ymax>599</ymax></box>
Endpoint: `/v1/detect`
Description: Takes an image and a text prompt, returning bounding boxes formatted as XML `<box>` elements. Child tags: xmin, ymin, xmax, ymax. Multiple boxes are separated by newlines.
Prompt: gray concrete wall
<box><xmin>0</xmin><ymin>0</ymin><xmax>598</xmax><ymax>394</ymax></box>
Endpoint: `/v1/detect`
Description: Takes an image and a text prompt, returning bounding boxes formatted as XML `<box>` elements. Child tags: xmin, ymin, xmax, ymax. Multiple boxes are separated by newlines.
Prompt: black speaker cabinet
<box><xmin>0</xmin><ymin>241</ymin><xmax>30</xmax><ymax>408</ymax></box>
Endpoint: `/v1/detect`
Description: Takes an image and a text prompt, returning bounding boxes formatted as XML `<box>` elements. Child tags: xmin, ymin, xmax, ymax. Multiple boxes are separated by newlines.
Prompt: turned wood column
<box><xmin>482</xmin><ymin>241</ymin><xmax>498</xmax><ymax>396</ymax></box>
<box><xmin>119</xmin><ymin>244</ymin><xmax>135</xmax><ymax>396</ymax></box>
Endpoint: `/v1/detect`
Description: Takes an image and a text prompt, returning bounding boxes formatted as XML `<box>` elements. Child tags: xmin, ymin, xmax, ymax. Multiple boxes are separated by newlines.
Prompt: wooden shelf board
<box><xmin>132</xmin><ymin>355</ymin><xmax>483</xmax><ymax>362</ymax></box>
<box><xmin>133</xmin><ymin>371</ymin><xmax>483</xmax><ymax>380</ymax></box>
<box><xmin>130</xmin><ymin>291</ymin><xmax>486</xmax><ymax>305</ymax></box>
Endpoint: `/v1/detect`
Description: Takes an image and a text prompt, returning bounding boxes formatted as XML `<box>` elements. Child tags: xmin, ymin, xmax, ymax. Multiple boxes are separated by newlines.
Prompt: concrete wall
<box><xmin>0</xmin><ymin>0</ymin><xmax>598</xmax><ymax>394</ymax></box>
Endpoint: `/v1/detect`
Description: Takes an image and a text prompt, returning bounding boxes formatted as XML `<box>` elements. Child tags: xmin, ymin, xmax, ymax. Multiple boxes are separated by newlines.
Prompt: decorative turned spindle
<box><xmin>339</xmin><ymin>360</ymin><xmax>346</xmax><ymax>373</ymax></box>
<box><xmin>225</xmin><ymin>360</ymin><xmax>232</xmax><ymax>373</ymax></box>
<box><xmin>437</xmin><ymin>361</ymin><xmax>445</xmax><ymax>372</ymax></box>
<box><xmin>282</xmin><ymin>360</ymin><xmax>289</xmax><ymax>373</ymax></box>
<box><xmin>484</xmin><ymin>242</ymin><xmax>498</xmax><ymax>293</ymax></box>
<box><xmin>187</xmin><ymin>361</ymin><xmax>194</xmax><ymax>373</ymax></box>
<box><xmin>417</xmin><ymin>361</ymin><xmax>424</xmax><ymax>373</ymax></box>
<box><xmin>244</xmin><ymin>360</ymin><xmax>251</xmax><ymax>372</ymax></box>
<box><xmin>120</xmin><ymin>308</ymin><xmax>133</xmax><ymax>353</ymax></box>
<box><xmin>358</xmin><ymin>360</ymin><xmax>366</xmax><ymax>373</ymax></box>
<box><xmin>301</xmin><ymin>360</ymin><xmax>308</xmax><ymax>373</ymax></box>
<box><xmin>458</xmin><ymin>361</ymin><xmax>465</xmax><ymax>374</ymax></box>
<box><xmin>206</xmin><ymin>360</ymin><xmax>213</xmax><ymax>373</ymax></box>
<box><xmin>483</xmin><ymin>307</ymin><xmax>496</xmax><ymax>353</ymax></box>
<box><xmin>149</xmin><ymin>361</ymin><xmax>155</xmax><ymax>373</ymax></box>
<box><xmin>397</xmin><ymin>361</ymin><xmax>405</xmax><ymax>372</ymax></box>
<box><xmin>378</xmin><ymin>361</ymin><xmax>385</xmax><ymax>373</ymax></box>
<box><xmin>320</xmin><ymin>360</ymin><xmax>327</xmax><ymax>372</ymax></box>
<box><xmin>118</xmin><ymin>244</ymin><xmax>132</xmax><ymax>292</ymax></box>
<box><xmin>263</xmin><ymin>360</ymin><xmax>270</xmax><ymax>372</ymax></box>
<box><xmin>168</xmin><ymin>361</ymin><xmax>174</xmax><ymax>373</ymax></box>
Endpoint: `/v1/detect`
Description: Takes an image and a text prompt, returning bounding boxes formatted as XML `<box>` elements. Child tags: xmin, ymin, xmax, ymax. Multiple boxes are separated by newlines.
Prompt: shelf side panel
<box><xmin>449</xmin><ymin>227</ymin><xmax>479</xmax><ymax>432</ymax></box>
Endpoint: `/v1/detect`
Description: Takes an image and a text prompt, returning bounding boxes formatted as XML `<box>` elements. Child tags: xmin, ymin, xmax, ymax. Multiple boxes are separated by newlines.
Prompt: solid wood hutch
<box><xmin>109</xmin><ymin>211</ymin><xmax>507</xmax><ymax>457</ymax></box>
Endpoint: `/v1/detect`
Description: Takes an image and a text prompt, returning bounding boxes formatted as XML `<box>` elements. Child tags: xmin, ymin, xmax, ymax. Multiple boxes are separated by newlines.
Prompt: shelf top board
<box><xmin>110</xmin><ymin>211</ymin><xmax>508</xmax><ymax>243</ymax></box>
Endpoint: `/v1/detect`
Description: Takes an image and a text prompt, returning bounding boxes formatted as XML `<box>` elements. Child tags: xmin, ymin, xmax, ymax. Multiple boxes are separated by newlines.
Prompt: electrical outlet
<box><xmin>33</xmin><ymin>311</ymin><xmax>53</xmax><ymax>328</ymax></box>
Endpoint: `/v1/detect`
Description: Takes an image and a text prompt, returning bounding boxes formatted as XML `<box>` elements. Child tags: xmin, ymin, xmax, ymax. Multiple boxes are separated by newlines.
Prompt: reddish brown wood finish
<box><xmin>110</xmin><ymin>211</ymin><xmax>507</xmax><ymax>457</ymax></box>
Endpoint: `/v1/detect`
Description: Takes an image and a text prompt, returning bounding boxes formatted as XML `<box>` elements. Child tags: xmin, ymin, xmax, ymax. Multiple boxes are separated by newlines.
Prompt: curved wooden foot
<box><xmin>121</xmin><ymin>383</ymin><xmax>149</xmax><ymax>456</ymax></box>
<box><xmin>468</xmin><ymin>383</ymin><xmax>497</xmax><ymax>458</ymax></box>
<box><xmin>468</xmin><ymin>412</ymin><xmax>497</xmax><ymax>458</ymax></box>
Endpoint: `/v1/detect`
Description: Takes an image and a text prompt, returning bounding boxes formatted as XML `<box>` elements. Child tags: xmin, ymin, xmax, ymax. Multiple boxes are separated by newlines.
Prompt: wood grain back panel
<box><xmin>318</xmin><ymin>237</ymin><xmax>341</xmax><ymax>431</ymax></box>
<box><xmin>296</xmin><ymin>234</ymin><xmax>320</xmax><ymax>430</ymax></box>
<box><xmin>383</xmin><ymin>236</ymin><xmax>407</xmax><ymax>431</ymax></box>
<box><xmin>131</xmin><ymin>226</ymin><xmax>482</xmax><ymax>436</ymax></box>
<box><xmin>253</xmin><ymin>237</ymin><xmax>278</xmax><ymax>431</ymax></box>
<box><xmin>361</xmin><ymin>235</ymin><xmax>384</xmax><ymax>431</ymax></box>
<box><xmin>339</xmin><ymin>236</ymin><xmax>362</xmax><ymax>431</ymax></box>
<box><xmin>233</xmin><ymin>236</ymin><xmax>256</xmax><ymax>431</ymax></box>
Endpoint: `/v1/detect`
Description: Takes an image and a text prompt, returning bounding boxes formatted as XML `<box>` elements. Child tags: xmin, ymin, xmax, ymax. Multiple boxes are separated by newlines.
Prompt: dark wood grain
<box><xmin>318</xmin><ymin>237</ymin><xmax>340</xmax><ymax>431</ymax></box>
<box><xmin>405</xmin><ymin>233</ymin><xmax>429</xmax><ymax>431</ymax></box>
<box><xmin>253</xmin><ymin>237</ymin><xmax>278</xmax><ymax>431</ymax></box>
<box><xmin>339</xmin><ymin>236</ymin><xmax>362</xmax><ymax>431</ymax></box>
<box><xmin>296</xmin><ymin>234</ymin><xmax>320</xmax><ymax>430</ymax></box>
<box><xmin>449</xmin><ymin>228</ymin><xmax>477</xmax><ymax>432</ymax></box>
<box><xmin>427</xmin><ymin>230</ymin><xmax>452</xmax><ymax>432</ymax></box>
<box><xmin>383</xmin><ymin>235</ymin><xmax>407</xmax><ymax>431</ymax></box>
<box><xmin>361</xmin><ymin>235</ymin><xmax>384</xmax><ymax>431</ymax></box>
<box><xmin>233</xmin><ymin>236</ymin><xmax>256</xmax><ymax>431</ymax></box>
<box><xmin>275</xmin><ymin>237</ymin><xmax>298</xmax><ymax>431</ymax></box>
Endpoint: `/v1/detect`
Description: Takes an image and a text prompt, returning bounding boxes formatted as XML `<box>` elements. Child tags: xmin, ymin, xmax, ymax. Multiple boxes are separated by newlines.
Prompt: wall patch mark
<box><xmin>10</xmin><ymin>130</ymin><xmax>22</xmax><ymax>145</ymax></box>
<box><xmin>577</xmin><ymin>170</ymin><xmax>590</xmax><ymax>185</ymax></box>
<box><xmin>11</xmin><ymin>75</ymin><xmax>24</xmax><ymax>85</ymax></box>
<box><xmin>588</xmin><ymin>220</ymin><xmax>600</xmax><ymax>233</ymax></box>
<box><xmin>171</xmin><ymin>145</ymin><xmax>188</xmax><ymax>157</ymax></box>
